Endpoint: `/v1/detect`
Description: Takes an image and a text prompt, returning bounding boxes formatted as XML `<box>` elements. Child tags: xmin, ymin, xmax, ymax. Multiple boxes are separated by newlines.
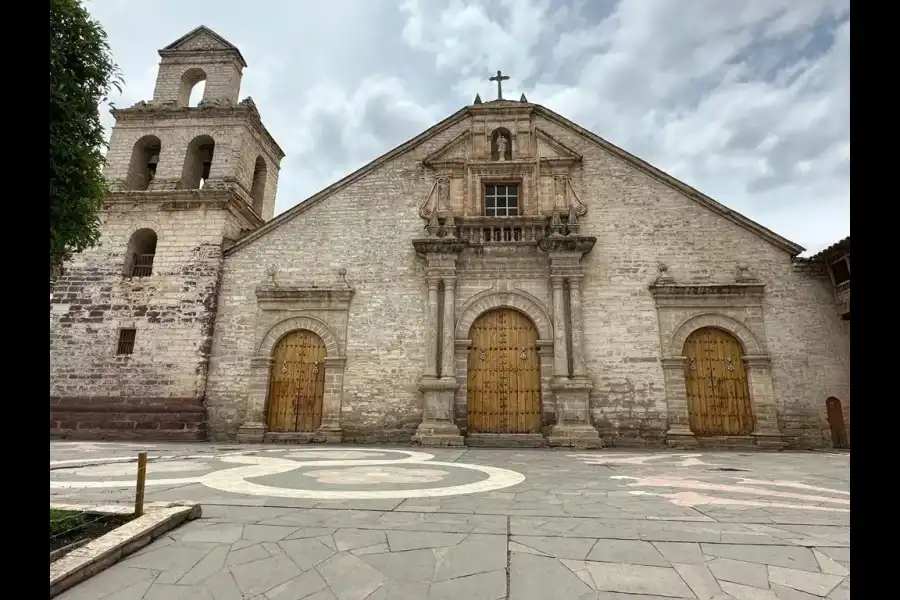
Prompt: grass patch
<box><xmin>50</xmin><ymin>508</ymin><xmax>135</xmax><ymax>555</ymax></box>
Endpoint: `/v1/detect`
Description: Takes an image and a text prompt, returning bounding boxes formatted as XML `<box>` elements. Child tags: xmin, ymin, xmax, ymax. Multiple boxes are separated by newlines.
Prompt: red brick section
<box><xmin>50</xmin><ymin>397</ymin><xmax>206</xmax><ymax>441</ymax></box>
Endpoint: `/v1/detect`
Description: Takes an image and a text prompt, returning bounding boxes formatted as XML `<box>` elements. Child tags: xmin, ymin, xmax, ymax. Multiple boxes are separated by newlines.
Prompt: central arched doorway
<box><xmin>683</xmin><ymin>327</ymin><xmax>754</xmax><ymax>436</ymax></box>
<box><xmin>267</xmin><ymin>329</ymin><xmax>327</xmax><ymax>432</ymax></box>
<box><xmin>467</xmin><ymin>308</ymin><xmax>541</xmax><ymax>433</ymax></box>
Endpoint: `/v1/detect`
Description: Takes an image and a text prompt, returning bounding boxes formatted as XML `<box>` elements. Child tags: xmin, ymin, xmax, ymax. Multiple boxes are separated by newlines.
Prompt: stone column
<box><xmin>440</xmin><ymin>277</ymin><xmax>456</xmax><ymax>379</ymax></box>
<box><xmin>660</xmin><ymin>357</ymin><xmax>698</xmax><ymax>449</ymax></box>
<box><xmin>412</xmin><ymin>276</ymin><xmax>462</xmax><ymax>447</ymax></box>
<box><xmin>550</xmin><ymin>275</ymin><xmax>569</xmax><ymax>377</ymax></box>
<box><xmin>315</xmin><ymin>356</ymin><xmax>346</xmax><ymax>443</ymax></box>
<box><xmin>424</xmin><ymin>278</ymin><xmax>440</xmax><ymax>378</ymax></box>
<box><xmin>743</xmin><ymin>355</ymin><xmax>786</xmax><ymax>449</ymax></box>
<box><xmin>568</xmin><ymin>275</ymin><xmax>586</xmax><ymax>377</ymax></box>
<box><xmin>237</xmin><ymin>356</ymin><xmax>274</xmax><ymax>443</ymax></box>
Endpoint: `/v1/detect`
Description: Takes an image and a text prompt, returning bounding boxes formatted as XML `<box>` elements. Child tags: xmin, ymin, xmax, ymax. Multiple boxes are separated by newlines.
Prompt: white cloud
<box><xmin>88</xmin><ymin>0</ymin><xmax>848</xmax><ymax>254</ymax></box>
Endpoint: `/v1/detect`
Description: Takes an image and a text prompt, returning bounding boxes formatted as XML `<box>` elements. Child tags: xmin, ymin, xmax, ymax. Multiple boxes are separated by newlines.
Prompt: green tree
<box><xmin>49</xmin><ymin>0</ymin><xmax>122</xmax><ymax>279</ymax></box>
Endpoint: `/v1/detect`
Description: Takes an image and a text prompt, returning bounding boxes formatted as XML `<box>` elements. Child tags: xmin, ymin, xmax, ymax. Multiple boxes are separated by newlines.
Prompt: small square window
<box><xmin>117</xmin><ymin>328</ymin><xmax>136</xmax><ymax>355</ymax></box>
<box><xmin>484</xmin><ymin>183</ymin><xmax>520</xmax><ymax>217</ymax></box>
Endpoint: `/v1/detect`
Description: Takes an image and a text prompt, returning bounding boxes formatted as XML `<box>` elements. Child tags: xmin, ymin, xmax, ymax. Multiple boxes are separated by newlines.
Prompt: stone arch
<box><xmin>456</xmin><ymin>288</ymin><xmax>552</xmax><ymax>340</ymax></box>
<box><xmin>257</xmin><ymin>315</ymin><xmax>340</xmax><ymax>358</ymax></box>
<box><xmin>670</xmin><ymin>313</ymin><xmax>762</xmax><ymax>358</ymax></box>
<box><xmin>179</xmin><ymin>67</ymin><xmax>207</xmax><ymax>107</ymax></box>
<box><xmin>250</xmin><ymin>155</ymin><xmax>267</xmax><ymax>215</ymax></box>
<box><xmin>180</xmin><ymin>134</ymin><xmax>216</xmax><ymax>189</ymax></box>
<box><xmin>490</xmin><ymin>127</ymin><xmax>513</xmax><ymax>161</ymax></box>
<box><xmin>124</xmin><ymin>135</ymin><xmax>161</xmax><ymax>190</ymax></box>
<box><xmin>123</xmin><ymin>228</ymin><xmax>158</xmax><ymax>277</ymax></box>
<box><xmin>122</xmin><ymin>220</ymin><xmax>161</xmax><ymax>246</ymax></box>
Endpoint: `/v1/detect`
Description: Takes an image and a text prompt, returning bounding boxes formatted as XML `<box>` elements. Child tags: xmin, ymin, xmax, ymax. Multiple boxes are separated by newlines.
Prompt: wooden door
<box><xmin>467</xmin><ymin>308</ymin><xmax>542</xmax><ymax>433</ymax></box>
<box><xmin>826</xmin><ymin>397</ymin><xmax>848</xmax><ymax>449</ymax></box>
<box><xmin>683</xmin><ymin>327</ymin><xmax>754</xmax><ymax>436</ymax></box>
<box><xmin>267</xmin><ymin>330</ymin><xmax>326</xmax><ymax>432</ymax></box>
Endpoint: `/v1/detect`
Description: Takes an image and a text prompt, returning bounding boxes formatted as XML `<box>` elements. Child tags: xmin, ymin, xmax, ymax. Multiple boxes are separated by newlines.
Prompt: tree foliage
<box><xmin>50</xmin><ymin>0</ymin><xmax>122</xmax><ymax>277</ymax></box>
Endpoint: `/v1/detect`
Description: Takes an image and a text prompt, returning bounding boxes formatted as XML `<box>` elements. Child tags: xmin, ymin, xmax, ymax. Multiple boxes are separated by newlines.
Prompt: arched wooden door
<box><xmin>683</xmin><ymin>327</ymin><xmax>754</xmax><ymax>436</ymax></box>
<box><xmin>826</xmin><ymin>397</ymin><xmax>848</xmax><ymax>449</ymax></box>
<box><xmin>267</xmin><ymin>329</ymin><xmax>327</xmax><ymax>432</ymax></box>
<box><xmin>467</xmin><ymin>308</ymin><xmax>541</xmax><ymax>433</ymax></box>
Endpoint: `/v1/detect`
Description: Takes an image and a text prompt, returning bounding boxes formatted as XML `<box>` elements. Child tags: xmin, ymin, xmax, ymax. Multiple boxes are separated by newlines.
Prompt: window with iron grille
<box><xmin>484</xmin><ymin>183</ymin><xmax>519</xmax><ymax>217</ymax></box>
<box><xmin>117</xmin><ymin>328</ymin><xmax>136</xmax><ymax>355</ymax></box>
<box><xmin>131</xmin><ymin>253</ymin><xmax>155</xmax><ymax>277</ymax></box>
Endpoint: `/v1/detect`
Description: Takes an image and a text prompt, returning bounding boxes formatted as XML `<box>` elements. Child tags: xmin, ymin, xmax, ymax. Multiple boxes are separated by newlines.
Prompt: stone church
<box><xmin>49</xmin><ymin>26</ymin><xmax>851</xmax><ymax>450</ymax></box>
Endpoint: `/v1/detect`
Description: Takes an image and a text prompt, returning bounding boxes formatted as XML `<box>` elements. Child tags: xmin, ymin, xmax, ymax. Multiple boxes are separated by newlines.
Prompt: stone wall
<box><xmin>532</xmin><ymin>115</ymin><xmax>850</xmax><ymax>448</ymax></box>
<box><xmin>205</xmin><ymin>119</ymin><xmax>475</xmax><ymax>441</ymax></box>
<box><xmin>206</xmin><ymin>110</ymin><xmax>850</xmax><ymax>448</ymax></box>
<box><xmin>49</xmin><ymin>201</ymin><xmax>239</xmax><ymax>440</ymax></box>
<box><xmin>105</xmin><ymin>109</ymin><xmax>281</xmax><ymax>221</ymax></box>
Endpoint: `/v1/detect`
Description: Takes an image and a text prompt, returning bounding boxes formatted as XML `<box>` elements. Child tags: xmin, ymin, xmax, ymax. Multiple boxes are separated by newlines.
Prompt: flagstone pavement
<box><xmin>50</xmin><ymin>442</ymin><xmax>850</xmax><ymax>600</ymax></box>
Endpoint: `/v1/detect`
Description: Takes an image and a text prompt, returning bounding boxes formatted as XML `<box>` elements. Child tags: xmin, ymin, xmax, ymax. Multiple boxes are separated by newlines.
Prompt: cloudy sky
<box><xmin>89</xmin><ymin>0</ymin><xmax>849</xmax><ymax>255</ymax></box>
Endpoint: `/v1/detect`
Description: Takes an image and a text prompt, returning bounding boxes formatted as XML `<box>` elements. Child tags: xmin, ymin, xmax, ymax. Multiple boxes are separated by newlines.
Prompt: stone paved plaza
<box><xmin>50</xmin><ymin>442</ymin><xmax>850</xmax><ymax>599</ymax></box>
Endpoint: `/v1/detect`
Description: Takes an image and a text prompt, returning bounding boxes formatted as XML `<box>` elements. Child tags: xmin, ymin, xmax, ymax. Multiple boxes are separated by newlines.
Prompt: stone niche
<box><xmin>419</xmin><ymin>105</ymin><xmax>588</xmax><ymax>221</ymax></box>
<box><xmin>236</xmin><ymin>270</ymin><xmax>354</xmax><ymax>444</ymax></box>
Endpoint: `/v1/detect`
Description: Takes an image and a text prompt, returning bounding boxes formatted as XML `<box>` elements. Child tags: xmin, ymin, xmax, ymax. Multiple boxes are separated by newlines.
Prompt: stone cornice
<box><xmin>103</xmin><ymin>186</ymin><xmax>262</xmax><ymax>229</ymax></box>
<box><xmin>255</xmin><ymin>286</ymin><xmax>355</xmax><ymax>311</ymax></box>
<box><xmin>110</xmin><ymin>101</ymin><xmax>285</xmax><ymax>161</ymax></box>
<box><xmin>412</xmin><ymin>238</ymin><xmax>469</xmax><ymax>256</ymax></box>
<box><xmin>467</xmin><ymin>101</ymin><xmax>535</xmax><ymax>118</ymax></box>
<box><xmin>538</xmin><ymin>235</ymin><xmax>597</xmax><ymax>255</ymax></box>
<box><xmin>648</xmin><ymin>283</ymin><xmax>766</xmax><ymax>299</ymax></box>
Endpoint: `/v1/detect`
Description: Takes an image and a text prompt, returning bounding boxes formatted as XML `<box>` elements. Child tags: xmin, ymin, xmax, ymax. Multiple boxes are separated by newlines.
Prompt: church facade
<box><xmin>49</xmin><ymin>27</ymin><xmax>850</xmax><ymax>450</ymax></box>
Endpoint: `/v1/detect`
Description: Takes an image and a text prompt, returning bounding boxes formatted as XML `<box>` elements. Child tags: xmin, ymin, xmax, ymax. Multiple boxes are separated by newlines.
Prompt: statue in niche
<box><xmin>436</xmin><ymin>176</ymin><xmax>450</xmax><ymax>214</ymax></box>
<box><xmin>554</xmin><ymin>176</ymin><xmax>567</xmax><ymax>210</ymax></box>
<box><xmin>491</xmin><ymin>128</ymin><xmax>513</xmax><ymax>162</ymax></box>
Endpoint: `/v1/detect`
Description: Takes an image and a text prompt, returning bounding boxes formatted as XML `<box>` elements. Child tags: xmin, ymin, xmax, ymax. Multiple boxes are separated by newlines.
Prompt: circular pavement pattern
<box><xmin>49</xmin><ymin>447</ymin><xmax>526</xmax><ymax>499</ymax></box>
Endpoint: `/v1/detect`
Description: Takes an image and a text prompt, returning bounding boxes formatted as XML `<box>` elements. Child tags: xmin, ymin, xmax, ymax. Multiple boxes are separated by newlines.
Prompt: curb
<box><xmin>49</xmin><ymin>501</ymin><xmax>202</xmax><ymax>598</ymax></box>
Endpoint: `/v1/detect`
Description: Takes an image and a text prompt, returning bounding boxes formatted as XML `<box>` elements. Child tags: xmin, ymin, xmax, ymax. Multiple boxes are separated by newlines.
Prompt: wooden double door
<box><xmin>683</xmin><ymin>327</ymin><xmax>754</xmax><ymax>436</ymax></box>
<box><xmin>467</xmin><ymin>308</ymin><xmax>542</xmax><ymax>434</ymax></box>
<box><xmin>267</xmin><ymin>330</ymin><xmax>326</xmax><ymax>432</ymax></box>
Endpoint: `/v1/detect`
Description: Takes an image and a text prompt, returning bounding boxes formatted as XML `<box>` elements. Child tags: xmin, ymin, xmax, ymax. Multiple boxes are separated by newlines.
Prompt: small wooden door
<box><xmin>683</xmin><ymin>327</ymin><xmax>754</xmax><ymax>436</ymax></box>
<box><xmin>826</xmin><ymin>397</ymin><xmax>848</xmax><ymax>449</ymax></box>
<box><xmin>467</xmin><ymin>308</ymin><xmax>542</xmax><ymax>433</ymax></box>
<box><xmin>267</xmin><ymin>330</ymin><xmax>326</xmax><ymax>432</ymax></box>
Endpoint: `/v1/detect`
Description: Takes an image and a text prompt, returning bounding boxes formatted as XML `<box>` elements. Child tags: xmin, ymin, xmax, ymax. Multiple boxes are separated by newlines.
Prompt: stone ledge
<box><xmin>466</xmin><ymin>433</ymin><xmax>546</xmax><ymax>448</ymax></box>
<box><xmin>50</xmin><ymin>501</ymin><xmax>201</xmax><ymax>598</ymax></box>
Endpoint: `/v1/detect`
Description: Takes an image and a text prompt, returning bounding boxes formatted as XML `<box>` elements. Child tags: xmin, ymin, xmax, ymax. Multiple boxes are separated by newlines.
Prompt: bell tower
<box><xmin>50</xmin><ymin>26</ymin><xmax>286</xmax><ymax>441</ymax></box>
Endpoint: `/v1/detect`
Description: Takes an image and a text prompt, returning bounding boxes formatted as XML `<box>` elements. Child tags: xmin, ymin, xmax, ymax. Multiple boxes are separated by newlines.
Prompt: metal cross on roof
<box><xmin>489</xmin><ymin>70</ymin><xmax>510</xmax><ymax>100</ymax></box>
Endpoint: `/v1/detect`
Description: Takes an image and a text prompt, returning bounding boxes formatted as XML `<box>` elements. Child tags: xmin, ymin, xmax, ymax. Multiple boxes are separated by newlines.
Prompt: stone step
<box><xmin>696</xmin><ymin>435</ymin><xmax>757</xmax><ymax>450</ymax></box>
<box><xmin>50</xmin><ymin>427</ymin><xmax>205</xmax><ymax>442</ymax></box>
<box><xmin>465</xmin><ymin>433</ymin><xmax>547</xmax><ymax>448</ymax></box>
<box><xmin>50</xmin><ymin>396</ymin><xmax>206</xmax><ymax>442</ymax></box>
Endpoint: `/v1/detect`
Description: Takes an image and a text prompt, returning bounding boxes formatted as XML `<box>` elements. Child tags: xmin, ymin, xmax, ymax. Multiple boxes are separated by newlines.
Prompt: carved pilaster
<box><xmin>568</xmin><ymin>274</ymin><xmax>586</xmax><ymax>377</ymax></box>
<box><xmin>237</xmin><ymin>356</ymin><xmax>274</xmax><ymax>443</ymax></box>
<box><xmin>315</xmin><ymin>356</ymin><xmax>347</xmax><ymax>443</ymax></box>
<box><xmin>743</xmin><ymin>354</ymin><xmax>786</xmax><ymax>448</ymax></box>
<box><xmin>550</xmin><ymin>275</ymin><xmax>568</xmax><ymax>377</ymax></box>
<box><xmin>440</xmin><ymin>277</ymin><xmax>456</xmax><ymax>378</ymax></box>
<box><xmin>412</xmin><ymin>237</ymin><xmax>465</xmax><ymax>447</ymax></box>
<box><xmin>424</xmin><ymin>278</ymin><xmax>440</xmax><ymax>378</ymax></box>
<box><xmin>659</xmin><ymin>357</ymin><xmax>698</xmax><ymax>449</ymax></box>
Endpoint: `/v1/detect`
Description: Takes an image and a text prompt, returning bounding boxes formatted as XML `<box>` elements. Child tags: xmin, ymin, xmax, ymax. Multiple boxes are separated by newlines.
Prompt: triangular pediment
<box><xmin>161</xmin><ymin>26</ymin><xmax>247</xmax><ymax>66</ymax></box>
<box><xmin>535</xmin><ymin>128</ymin><xmax>582</xmax><ymax>162</ymax></box>
<box><xmin>225</xmin><ymin>103</ymin><xmax>805</xmax><ymax>258</ymax></box>
<box><xmin>422</xmin><ymin>131</ymin><xmax>470</xmax><ymax>167</ymax></box>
